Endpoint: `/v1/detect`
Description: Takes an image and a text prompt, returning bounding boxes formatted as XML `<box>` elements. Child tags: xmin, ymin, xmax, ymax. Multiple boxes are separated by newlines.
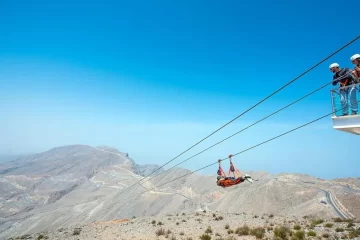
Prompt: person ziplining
<box><xmin>216</xmin><ymin>154</ymin><xmax>253</xmax><ymax>188</ymax></box>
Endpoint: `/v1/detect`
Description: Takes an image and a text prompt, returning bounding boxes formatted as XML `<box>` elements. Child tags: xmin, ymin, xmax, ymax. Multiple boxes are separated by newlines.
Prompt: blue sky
<box><xmin>1</xmin><ymin>0</ymin><xmax>359</xmax><ymax>179</ymax></box>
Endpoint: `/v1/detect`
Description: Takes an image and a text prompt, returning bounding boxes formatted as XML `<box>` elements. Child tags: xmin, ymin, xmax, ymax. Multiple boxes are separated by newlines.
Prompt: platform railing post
<box><xmin>330</xmin><ymin>90</ymin><xmax>336</xmax><ymax>117</ymax></box>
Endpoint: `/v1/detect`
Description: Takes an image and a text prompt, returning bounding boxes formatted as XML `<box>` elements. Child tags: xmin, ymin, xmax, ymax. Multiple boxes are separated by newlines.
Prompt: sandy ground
<box><xmin>8</xmin><ymin>211</ymin><xmax>360</xmax><ymax>240</ymax></box>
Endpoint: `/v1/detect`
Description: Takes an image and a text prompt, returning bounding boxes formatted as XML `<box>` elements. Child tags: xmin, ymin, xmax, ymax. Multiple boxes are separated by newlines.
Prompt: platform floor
<box><xmin>332</xmin><ymin>114</ymin><xmax>360</xmax><ymax>135</ymax></box>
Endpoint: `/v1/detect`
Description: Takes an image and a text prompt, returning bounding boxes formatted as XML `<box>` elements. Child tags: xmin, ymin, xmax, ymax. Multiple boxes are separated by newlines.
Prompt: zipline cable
<box><xmin>115</xmin><ymin>35</ymin><xmax>360</xmax><ymax>197</ymax></box>
<box><xmin>139</xmin><ymin>78</ymin><xmax>344</xmax><ymax>184</ymax></box>
<box><xmin>123</xmin><ymin>100</ymin><xmax>360</xmax><ymax>201</ymax></box>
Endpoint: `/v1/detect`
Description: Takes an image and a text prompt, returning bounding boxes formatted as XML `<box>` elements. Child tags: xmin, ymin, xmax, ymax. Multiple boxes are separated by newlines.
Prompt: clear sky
<box><xmin>1</xmin><ymin>0</ymin><xmax>359</xmax><ymax>179</ymax></box>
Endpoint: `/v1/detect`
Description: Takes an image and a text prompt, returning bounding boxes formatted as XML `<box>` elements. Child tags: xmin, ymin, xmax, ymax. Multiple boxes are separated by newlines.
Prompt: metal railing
<box><xmin>330</xmin><ymin>82</ymin><xmax>360</xmax><ymax>117</ymax></box>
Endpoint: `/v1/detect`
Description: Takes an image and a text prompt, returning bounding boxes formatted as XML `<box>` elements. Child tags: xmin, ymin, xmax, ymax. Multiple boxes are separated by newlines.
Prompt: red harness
<box><xmin>216</xmin><ymin>155</ymin><xmax>243</xmax><ymax>188</ymax></box>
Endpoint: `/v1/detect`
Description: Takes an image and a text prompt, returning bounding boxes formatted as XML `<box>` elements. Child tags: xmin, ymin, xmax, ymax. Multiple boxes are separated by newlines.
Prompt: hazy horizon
<box><xmin>0</xmin><ymin>139</ymin><xmax>358</xmax><ymax>181</ymax></box>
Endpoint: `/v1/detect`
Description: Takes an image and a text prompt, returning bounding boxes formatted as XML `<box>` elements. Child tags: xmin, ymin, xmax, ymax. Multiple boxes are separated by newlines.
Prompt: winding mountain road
<box><xmin>323</xmin><ymin>190</ymin><xmax>348</xmax><ymax>219</ymax></box>
<box><xmin>298</xmin><ymin>180</ymin><xmax>349</xmax><ymax>219</ymax></box>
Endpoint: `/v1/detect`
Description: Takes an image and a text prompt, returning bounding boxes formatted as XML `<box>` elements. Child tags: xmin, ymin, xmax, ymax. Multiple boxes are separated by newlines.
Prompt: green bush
<box><xmin>72</xmin><ymin>228</ymin><xmax>81</xmax><ymax>236</ymax></box>
<box><xmin>225</xmin><ymin>224</ymin><xmax>230</xmax><ymax>229</ymax></box>
<box><xmin>335</xmin><ymin>227</ymin><xmax>344</xmax><ymax>232</ymax></box>
<box><xmin>307</xmin><ymin>230</ymin><xmax>316</xmax><ymax>237</ymax></box>
<box><xmin>235</xmin><ymin>225</ymin><xmax>250</xmax><ymax>235</ymax></box>
<box><xmin>273</xmin><ymin>226</ymin><xmax>291</xmax><ymax>240</ymax></box>
<box><xmin>294</xmin><ymin>225</ymin><xmax>301</xmax><ymax>230</ymax></box>
<box><xmin>227</xmin><ymin>229</ymin><xmax>234</xmax><ymax>234</ymax></box>
<box><xmin>324</xmin><ymin>223</ymin><xmax>333</xmax><ymax>228</ymax></box>
<box><xmin>348</xmin><ymin>228</ymin><xmax>360</xmax><ymax>238</ymax></box>
<box><xmin>311</xmin><ymin>219</ymin><xmax>323</xmax><ymax>226</ymax></box>
<box><xmin>333</xmin><ymin>217</ymin><xmax>353</xmax><ymax>223</ymax></box>
<box><xmin>36</xmin><ymin>235</ymin><xmax>46</xmax><ymax>240</ymax></box>
<box><xmin>347</xmin><ymin>222</ymin><xmax>355</xmax><ymax>228</ymax></box>
<box><xmin>199</xmin><ymin>233</ymin><xmax>211</xmax><ymax>240</ymax></box>
<box><xmin>292</xmin><ymin>230</ymin><xmax>305</xmax><ymax>240</ymax></box>
<box><xmin>155</xmin><ymin>228</ymin><xmax>165</xmax><ymax>236</ymax></box>
<box><xmin>250</xmin><ymin>227</ymin><xmax>265</xmax><ymax>239</ymax></box>
<box><xmin>205</xmin><ymin>226</ymin><xmax>212</xmax><ymax>234</ymax></box>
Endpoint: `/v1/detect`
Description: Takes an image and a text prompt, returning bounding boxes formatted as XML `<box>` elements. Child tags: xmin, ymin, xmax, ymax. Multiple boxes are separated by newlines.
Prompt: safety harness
<box><xmin>217</xmin><ymin>159</ymin><xmax>226</xmax><ymax>177</ymax></box>
<box><xmin>228</xmin><ymin>154</ymin><xmax>242</xmax><ymax>178</ymax></box>
<box><xmin>216</xmin><ymin>155</ymin><xmax>244</xmax><ymax>188</ymax></box>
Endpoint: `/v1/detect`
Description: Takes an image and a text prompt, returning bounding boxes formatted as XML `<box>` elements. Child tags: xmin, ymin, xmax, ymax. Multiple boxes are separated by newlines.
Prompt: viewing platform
<box><xmin>330</xmin><ymin>83</ymin><xmax>360</xmax><ymax>135</ymax></box>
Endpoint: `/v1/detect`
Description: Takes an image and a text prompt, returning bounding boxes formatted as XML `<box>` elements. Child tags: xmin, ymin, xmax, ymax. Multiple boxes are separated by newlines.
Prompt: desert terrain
<box><xmin>0</xmin><ymin>145</ymin><xmax>359</xmax><ymax>239</ymax></box>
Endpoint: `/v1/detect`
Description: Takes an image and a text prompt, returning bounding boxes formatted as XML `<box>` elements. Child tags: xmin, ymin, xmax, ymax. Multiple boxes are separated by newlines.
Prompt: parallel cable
<box><xmin>140</xmin><ymin>78</ymin><xmax>340</xmax><ymax>184</ymax></box>
<box><xmin>123</xmin><ymin>100</ymin><xmax>360</xmax><ymax>201</ymax></box>
<box><xmin>116</xmin><ymin>35</ymin><xmax>360</xmax><ymax>197</ymax></box>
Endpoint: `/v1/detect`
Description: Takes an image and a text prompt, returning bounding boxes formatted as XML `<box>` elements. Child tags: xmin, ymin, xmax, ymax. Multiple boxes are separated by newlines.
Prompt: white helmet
<box><xmin>329</xmin><ymin>63</ymin><xmax>339</xmax><ymax>69</ymax></box>
<box><xmin>350</xmin><ymin>54</ymin><xmax>360</xmax><ymax>61</ymax></box>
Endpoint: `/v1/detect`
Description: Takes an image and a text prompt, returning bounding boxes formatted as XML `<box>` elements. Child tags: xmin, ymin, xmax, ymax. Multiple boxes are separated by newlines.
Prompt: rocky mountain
<box><xmin>0</xmin><ymin>145</ymin><xmax>359</xmax><ymax>239</ymax></box>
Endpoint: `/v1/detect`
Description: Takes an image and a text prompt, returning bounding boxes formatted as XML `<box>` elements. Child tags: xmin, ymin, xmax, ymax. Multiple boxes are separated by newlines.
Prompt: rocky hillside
<box><xmin>7</xmin><ymin>212</ymin><xmax>360</xmax><ymax>240</ymax></box>
<box><xmin>0</xmin><ymin>145</ymin><xmax>359</xmax><ymax>239</ymax></box>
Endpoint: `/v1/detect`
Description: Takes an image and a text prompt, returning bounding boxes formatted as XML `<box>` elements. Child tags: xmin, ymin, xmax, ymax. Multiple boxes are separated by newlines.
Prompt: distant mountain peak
<box><xmin>47</xmin><ymin>144</ymin><xmax>93</xmax><ymax>152</ymax></box>
<box><xmin>96</xmin><ymin>145</ymin><xmax>122</xmax><ymax>154</ymax></box>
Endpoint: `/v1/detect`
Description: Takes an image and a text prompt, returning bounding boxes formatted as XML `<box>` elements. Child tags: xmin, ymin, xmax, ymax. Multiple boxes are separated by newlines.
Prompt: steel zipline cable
<box><xmin>139</xmin><ymin>77</ymin><xmax>346</xmax><ymax>184</ymax></box>
<box><xmin>115</xmin><ymin>35</ymin><xmax>360</xmax><ymax>197</ymax></box>
<box><xmin>123</xmin><ymin>100</ymin><xmax>360</xmax><ymax>202</ymax></box>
